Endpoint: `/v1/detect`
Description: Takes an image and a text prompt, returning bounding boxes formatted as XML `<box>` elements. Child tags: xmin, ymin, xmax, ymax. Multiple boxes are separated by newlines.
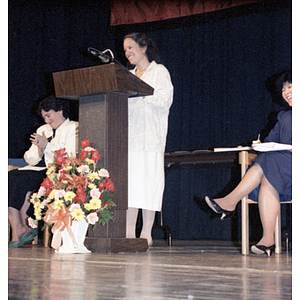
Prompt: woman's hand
<box><xmin>30</xmin><ymin>131</ymin><xmax>48</xmax><ymax>156</ymax></box>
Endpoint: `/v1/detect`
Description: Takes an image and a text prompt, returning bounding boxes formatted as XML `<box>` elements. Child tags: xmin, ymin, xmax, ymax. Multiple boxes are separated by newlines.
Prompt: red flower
<box><xmin>91</xmin><ymin>149</ymin><xmax>102</xmax><ymax>162</ymax></box>
<box><xmin>80</xmin><ymin>149</ymin><xmax>88</xmax><ymax>161</ymax></box>
<box><xmin>41</xmin><ymin>177</ymin><xmax>54</xmax><ymax>195</ymax></box>
<box><xmin>81</xmin><ymin>138</ymin><xmax>90</xmax><ymax>149</ymax></box>
<box><xmin>105</xmin><ymin>177</ymin><xmax>114</xmax><ymax>192</ymax></box>
<box><xmin>59</xmin><ymin>169</ymin><xmax>68</xmax><ymax>180</ymax></box>
<box><xmin>74</xmin><ymin>185</ymin><xmax>87</xmax><ymax>204</ymax></box>
<box><xmin>98</xmin><ymin>181</ymin><xmax>106</xmax><ymax>190</ymax></box>
<box><xmin>55</xmin><ymin>148</ymin><xmax>67</xmax><ymax>166</ymax></box>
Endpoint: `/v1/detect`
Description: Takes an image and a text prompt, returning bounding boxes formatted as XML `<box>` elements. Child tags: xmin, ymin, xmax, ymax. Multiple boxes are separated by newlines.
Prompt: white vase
<box><xmin>56</xmin><ymin>219</ymin><xmax>91</xmax><ymax>254</ymax></box>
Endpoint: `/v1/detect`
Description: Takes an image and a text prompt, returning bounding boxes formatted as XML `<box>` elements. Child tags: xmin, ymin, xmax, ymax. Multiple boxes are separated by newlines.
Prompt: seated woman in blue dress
<box><xmin>205</xmin><ymin>71</ymin><xmax>292</xmax><ymax>256</ymax></box>
<box><xmin>8</xmin><ymin>95</ymin><xmax>78</xmax><ymax>247</ymax></box>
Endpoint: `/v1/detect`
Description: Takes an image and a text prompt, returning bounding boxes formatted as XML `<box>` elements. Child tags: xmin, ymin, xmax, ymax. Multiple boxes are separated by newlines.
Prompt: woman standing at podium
<box><xmin>124</xmin><ymin>33</ymin><xmax>174</xmax><ymax>247</ymax></box>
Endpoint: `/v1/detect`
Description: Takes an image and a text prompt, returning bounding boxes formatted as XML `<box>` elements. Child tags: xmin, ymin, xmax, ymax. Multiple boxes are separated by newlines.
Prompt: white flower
<box><xmin>84</xmin><ymin>146</ymin><xmax>96</xmax><ymax>152</ymax></box>
<box><xmin>78</xmin><ymin>165</ymin><xmax>90</xmax><ymax>174</ymax></box>
<box><xmin>98</xmin><ymin>168</ymin><xmax>110</xmax><ymax>178</ymax></box>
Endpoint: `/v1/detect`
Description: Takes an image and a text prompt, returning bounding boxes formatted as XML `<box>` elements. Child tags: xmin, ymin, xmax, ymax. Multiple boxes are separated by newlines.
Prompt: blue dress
<box><xmin>249</xmin><ymin>110</ymin><xmax>292</xmax><ymax>202</ymax></box>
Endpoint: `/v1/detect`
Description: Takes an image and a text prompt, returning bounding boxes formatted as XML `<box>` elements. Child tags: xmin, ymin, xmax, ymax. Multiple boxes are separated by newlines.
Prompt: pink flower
<box><xmin>87</xmin><ymin>212</ymin><xmax>99</xmax><ymax>225</ymax></box>
<box><xmin>40</xmin><ymin>199</ymin><xmax>50</xmax><ymax>209</ymax></box>
<box><xmin>90</xmin><ymin>187</ymin><xmax>101</xmax><ymax>199</ymax></box>
<box><xmin>37</xmin><ymin>186</ymin><xmax>46</xmax><ymax>198</ymax></box>
<box><xmin>28</xmin><ymin>217</ymin><xmax>38</xmax><ymax>229</ymax></box>
<box><xmin>54</xmin><ymin>189</ymin><xmax>66</xmax><ymax>200</ymax></box>
<box><xmin>98</xmin><ymin>168</ymin><xmax>110</xmax><ymax>178</ymax></box>
<box><xmin>69</xmin><ymin>203</ymin><xmax>81</xmax><ymax>212</ymax></box>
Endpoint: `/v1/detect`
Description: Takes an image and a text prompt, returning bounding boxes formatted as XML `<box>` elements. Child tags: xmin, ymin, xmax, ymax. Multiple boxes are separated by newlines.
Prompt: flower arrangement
<box><xmin>29</xmin><ymin>138</ymin><xmax>116</xmax><ymax>230</ymax></box>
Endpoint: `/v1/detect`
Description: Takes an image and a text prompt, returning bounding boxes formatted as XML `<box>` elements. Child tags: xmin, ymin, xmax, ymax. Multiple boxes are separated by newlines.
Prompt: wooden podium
<box><xmin>53</xmin><ymin>63</ymin><xmax>154</xmax><ymax>253</ymax></box>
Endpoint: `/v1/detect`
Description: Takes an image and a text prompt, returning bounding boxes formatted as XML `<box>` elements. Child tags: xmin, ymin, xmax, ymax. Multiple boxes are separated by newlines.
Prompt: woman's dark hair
<box><xmin>38</xmin><ymin>95</ymin><xmax>69</xmax><ymax>119</ymax></box>
<box><xmin>124</xmin><ymin>32</ymin><xmax>163</xmax><ymax>65</ymax></box>
<box><xmin>275</xmin><ymin>70</ymin><xmax>292</xmax><ymax>91</ymax></box>
<box><xmin>265</xmin><ymin>70</ymin><xmax>292</xmax><ymax>109</ymax></box>
<box><xmin>275</xmin><ymin>70</ymin><xmax>292</xmax><ymax>109</ymax></box>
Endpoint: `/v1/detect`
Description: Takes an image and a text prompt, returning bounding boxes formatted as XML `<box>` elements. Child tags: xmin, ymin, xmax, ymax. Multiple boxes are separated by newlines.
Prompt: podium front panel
<box><xmin>79</xmin><ymin>92</ymin><xmax>128</xmax><ymax>238</ymax></box>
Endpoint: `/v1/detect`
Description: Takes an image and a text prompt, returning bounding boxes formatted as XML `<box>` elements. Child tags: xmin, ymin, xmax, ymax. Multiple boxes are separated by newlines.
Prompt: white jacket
<box><xmin>24</xmin><ymin>118</ymin><xmax>78</xmax><ymax>167</ymax></box>
<box><xmin>129</xmin><ymin>61</ymin><xmax>173</xmax><ymax>152</ymax></box>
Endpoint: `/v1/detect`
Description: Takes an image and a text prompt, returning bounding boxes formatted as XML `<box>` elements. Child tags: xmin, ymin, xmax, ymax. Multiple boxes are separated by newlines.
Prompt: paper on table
<box><xmin>214</xmin><ymin>146</ymin><xmax>252</xmax><ymax>152</ymax></box>
<box><xmin>252</xmin><ymin>142</ymin><xmax>292</xmax><ymax>152</ymax></box>
<box><xmin>18</xmin><ymin>165</ymin><xmax>47</xmax><ymax>171</ymax></box>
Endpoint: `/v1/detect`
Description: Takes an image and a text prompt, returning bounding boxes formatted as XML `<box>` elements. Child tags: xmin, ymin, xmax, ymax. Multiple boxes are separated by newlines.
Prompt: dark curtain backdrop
<box><xmin>9</xmin><ymin>0</ymin><xmax>291</xmax><ymax>241</ymax></box>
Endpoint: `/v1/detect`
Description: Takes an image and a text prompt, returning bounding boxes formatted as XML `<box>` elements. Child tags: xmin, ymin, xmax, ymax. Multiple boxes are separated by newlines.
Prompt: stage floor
<box><xmin>8</xmin><ymin>240</ymin><xmax>292</xmax><ymax>299</ymax></box>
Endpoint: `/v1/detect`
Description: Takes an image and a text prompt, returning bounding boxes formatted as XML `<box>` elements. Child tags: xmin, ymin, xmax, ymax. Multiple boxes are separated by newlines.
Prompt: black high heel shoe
<box><xmin>251</xmin><ymin>244</ymin><xmax>275</xmax><ymax>257</ymax></box>
<box><xmin>204</xmin><ymin>196</ymin><xmax>235</xmax><ymax>220</ymax></box>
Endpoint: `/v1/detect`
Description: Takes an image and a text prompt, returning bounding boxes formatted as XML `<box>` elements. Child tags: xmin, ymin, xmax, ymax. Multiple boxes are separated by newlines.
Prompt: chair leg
<box><xmin>275</xmin><ymin>206</ymin><xmax>281</xmax><ymax>254</ymax></box>
<box><xmin>241</xmin><ymin>197</ymin><xmax>249</xmax><ymax>255</ymax></box>
<box><xmin>8</xmin><ymin>222</ymin><xmax>11</xmax><ymax>243</ymax></box>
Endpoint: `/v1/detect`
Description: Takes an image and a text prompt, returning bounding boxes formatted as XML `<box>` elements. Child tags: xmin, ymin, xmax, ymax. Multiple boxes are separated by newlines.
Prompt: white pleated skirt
<box><xmin>128</xmin><ymin>150</ymin><xmax>165</xmax><ymax>211</ymax></box>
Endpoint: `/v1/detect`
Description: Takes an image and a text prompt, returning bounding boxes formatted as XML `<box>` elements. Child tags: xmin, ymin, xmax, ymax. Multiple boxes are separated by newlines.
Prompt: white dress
<box><xmin>128</xmin><ymin>61</ymin><xmax>173</xmax><ymax>211</ymax></box>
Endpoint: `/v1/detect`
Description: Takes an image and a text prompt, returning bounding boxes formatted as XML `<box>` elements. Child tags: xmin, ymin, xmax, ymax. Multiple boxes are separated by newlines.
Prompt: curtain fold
<box><xmin>111</xmin><ymin>0</ymin><xmax>262</xmax><ymax>26</ymax></box>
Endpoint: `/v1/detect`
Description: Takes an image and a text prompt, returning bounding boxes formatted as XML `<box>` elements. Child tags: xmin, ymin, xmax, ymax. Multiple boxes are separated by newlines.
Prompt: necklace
<box><xmin>136</xmin><ymin>68</ymin><xmax>147</xmax><ymax>73</ymax></box>
<box><xmin>136</xmin><ymin>63</ymin><xmax>150</xmax><ymax>73</ymax></box>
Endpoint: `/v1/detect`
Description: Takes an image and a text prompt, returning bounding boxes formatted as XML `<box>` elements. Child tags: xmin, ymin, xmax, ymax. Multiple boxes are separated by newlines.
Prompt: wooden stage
<box><xmin>8</xmin><ymin>240</ymin><xmax>292</xmax><ymax>299</ymax></box>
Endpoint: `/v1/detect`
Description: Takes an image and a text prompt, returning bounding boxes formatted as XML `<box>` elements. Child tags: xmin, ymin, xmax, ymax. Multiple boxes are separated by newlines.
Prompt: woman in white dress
<box><xmin>123</xmin><ymin>33</ymin><xmax>174</xmax><ymax>247</ymax></box>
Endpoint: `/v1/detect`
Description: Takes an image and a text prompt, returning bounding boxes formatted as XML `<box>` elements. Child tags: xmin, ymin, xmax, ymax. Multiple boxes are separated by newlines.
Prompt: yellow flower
<box><xmin>33</xmin><ymin>201</ymin><xmax>41</xmax><ymax>210</ymax></box>
<box><xmin>35</xmin><ymin>210</ymin><xmax>42</xmax><ymax>221</ymax></box>
<box><xmin>53</xmin><ymin>199</ymin><xmax>64</xmax><ymax>210</ymax></box>
<box><xmin>89</xmin><ymin>198</ymin><xmax>101</xmax><ymax>210</ymax></box>
<box><xmin>46</xmin><ymin>165</ymin><xmax>56</xmax><ymax>176</ymax></box>
<box><xmin>88</xmin><ymin>183</ymin><xmax>96</xmax><ymax>189</ymax></box>
<box><xmin>64</xmin><ymin>166</ymin><xmax>72</xmax><ymax>171</ymax></box>
<box><xmin>84</xmin><ymin>203</ymin><xmax>92</xmax><ymax>211</ymax></box>
<box><xmin>85</xmin><ymin>158</ymin><xmax>95</xmax><ymax>165</ymax></box>
<box><xmin>48</xmin><ymin>173</ymin><xmax>56</xmax><ymax>181</ymax></box>
<box><xmin>33</xmin><ymin>202</ymin><xmax>42</xmax><ymax>220</ymax></box>
<box><xmin>46</xmin><ymin>166</ymin><xmax>56</xmax><ymax>180</ymax></box>
<box><xmin>48</xmin><ymin>189</ymin><xmax>57</xmax><ymax>200</ymax></box>
<box><xmin>64</xmin><ymin>191</ymin><xmax>76</xmax><ymax>202</ymax></box>
<box><xmin>71</xmin><ymin>208</ymin><xmax>85</xmax><ymax>221</ymax></box>
<box><xmin>88</xmin><ymin>172</ymin><xmax>100</xmax><ymax>181</ymax></box>
<box><xmin>30</xmin><ymin>193</ymin><xmax>38</xmax><ymax>204</ymax></box>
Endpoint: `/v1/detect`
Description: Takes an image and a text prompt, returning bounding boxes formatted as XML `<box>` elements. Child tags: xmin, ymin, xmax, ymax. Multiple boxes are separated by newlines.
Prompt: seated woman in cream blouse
<box><xmin>8</xmin><ymin>95</ymin><xmax>78</xmax><ymax>247</ymax></box>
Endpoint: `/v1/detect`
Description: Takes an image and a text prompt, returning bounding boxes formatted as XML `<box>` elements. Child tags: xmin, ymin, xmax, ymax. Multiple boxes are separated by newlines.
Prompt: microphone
<box><xmin>87</xmin><ymin>47</ymin><xmax>114</xmax><ymax>63</ymax></box>
<box><xmin>86</xmin><ymin>47</ymin><xmax>140</xmax><ymax>97</ymax></box>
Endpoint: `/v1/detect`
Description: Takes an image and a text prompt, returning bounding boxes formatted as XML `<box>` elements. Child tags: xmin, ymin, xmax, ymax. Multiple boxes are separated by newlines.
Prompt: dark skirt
<box><xmin>8</xmin><ymin>169</ymin><xmax>47</xmax><ymax>211</ymax></box>
<box><xmin>249</xmin><ymin>150</ymin><xmax>292</xmax><ymax>202</ymax></box>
